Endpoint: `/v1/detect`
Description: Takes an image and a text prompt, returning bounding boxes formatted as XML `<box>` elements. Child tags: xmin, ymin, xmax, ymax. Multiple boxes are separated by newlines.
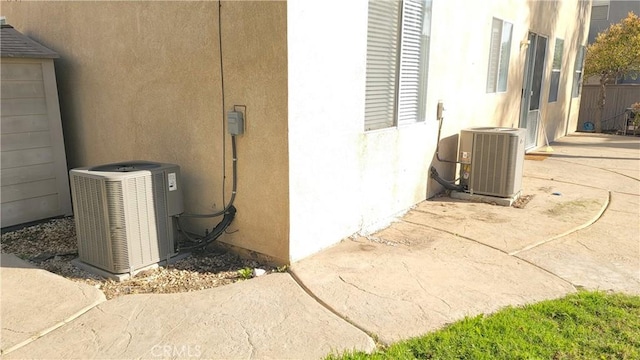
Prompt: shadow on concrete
<box><xmin>551</xmin><ymin>139</ymin><xmax>640</xmax><ymax>150</ymax></box>
<box><xmin>549</xmin><ymin>154</ymin><xmax>639</xmax><ymax>161</ymax></box>
<box><xmin>0</xmin><ymin>254</ymin><xmax>39</xmax><ymax>270</ymax></box>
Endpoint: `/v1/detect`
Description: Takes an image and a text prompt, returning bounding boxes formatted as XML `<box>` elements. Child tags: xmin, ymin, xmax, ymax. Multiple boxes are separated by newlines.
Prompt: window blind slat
<box><xmin>397</xmin><ymin>0</ymin><xmax>427</xmax><ymax>126</ymax></box>
<box><xmin>364</xmin><ymin>0</ymin><xmax>431</xmax><ymax>131</ymax></box>
<box><xmin>548</xmin><ymin>38</ymin><xmax>564</xmax><ymax>102</ymax></box>
<box><xmin>486</xmin><ymin>18</ymin><xmax>513</xmax><ymax>93</ymax></box>
<box><xmin>591</xmin><ymin>5</ymin><xmax>609</xmax><ymax>21</ymax></box>
<box><xmin>486</xmin><ymin>18</ymin><xmax>502</xmax><ymax>93</ymax></box>
<box><xmin>364</xmin><ymin>0</ymin><xmax>401</xmax><ymax>131</ymax></box>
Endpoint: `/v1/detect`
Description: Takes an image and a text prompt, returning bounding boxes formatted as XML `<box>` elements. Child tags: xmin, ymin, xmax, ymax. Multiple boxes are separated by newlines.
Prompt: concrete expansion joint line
<box><xmin>509</xmin><ymin>190</ymin><xmax>611</xmax><ymax>256</ymax></box>
<box><xmin>400</xmin><ymin>219</ymin><xmax>508</xmax><ymax>255</ymax></box>
<box><xmin>398</xmin><ymin>219</ymin><xmax>577</xmax><ymax>290</ymax></box>
<box><xmin>523</xmin><ymin>174</ymin><xmax>611</xmax><ymax>191</ymax></box>
<box><xmin>549</xmin><ymin>158</ymin><xmax>640</xmax><ymax>182</ymax></box>
<box><xmin>604</xmin><ymin>169</ymin><xmax>640</xmax><ymax>183</ymax></box>
<box><xmin>0</xmin><ymin>299</ymin><xmax>104</xmax><ymax>356</ymax></box>
<box><xmin>510</xmin><ymin>254</ymin><xmax>578</xmax><ymax>291</ymax></box>
<box><xmin>286</xmin><ymin>270</ymin><xmax>379</xmax><ymax>343</ymax></box>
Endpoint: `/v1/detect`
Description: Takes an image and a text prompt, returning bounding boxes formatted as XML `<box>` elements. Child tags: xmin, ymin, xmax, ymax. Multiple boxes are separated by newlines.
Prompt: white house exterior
<box><xmin>287</xmin><ymin>0</ymin><xmax>591</xmax><ymax>260</ymax></box>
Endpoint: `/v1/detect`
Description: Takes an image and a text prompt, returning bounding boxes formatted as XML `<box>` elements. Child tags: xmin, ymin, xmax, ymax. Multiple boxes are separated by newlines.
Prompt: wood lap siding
<box><xmin>1</xmin><ymin>60</ymin><xmax>70</xmax><ymax>226</ymax></box>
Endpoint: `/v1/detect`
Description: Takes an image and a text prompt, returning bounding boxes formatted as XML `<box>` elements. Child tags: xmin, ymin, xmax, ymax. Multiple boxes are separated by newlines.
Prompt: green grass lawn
<box><xmin>327</xmin><ymin>291</ymin><xmax>640</xmax><ymax>360</ymax></box>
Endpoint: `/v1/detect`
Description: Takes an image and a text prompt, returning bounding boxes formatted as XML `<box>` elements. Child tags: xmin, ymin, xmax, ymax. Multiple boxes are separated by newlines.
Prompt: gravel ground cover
<box><xmin>1</xmin><ymin>217</ymin><xmax>278</xmax><ymax>299</ymax></box>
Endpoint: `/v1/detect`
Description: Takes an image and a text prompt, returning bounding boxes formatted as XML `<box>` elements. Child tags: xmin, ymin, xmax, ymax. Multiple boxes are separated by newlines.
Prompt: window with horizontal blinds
<box><xmin>548</xmin><ymin>38</ymin><xmax>563</xmax><ymax>102</ymax></box>
<box><xmin>486</xmin><ymin>19</ymin><xmax>502</xmax><ymax>93</ymax></box>
<box><xmin>591</xmin><ymin>3</ymin><xmax>609</xmax><ymax>21</ymax></box>
<box><xmin>486</xmin><ymin>18</ymin><xmax>513</xmax><ymax>93</ymax></box>
<box><xmin>497</xmin><ymin>22</ymin><xmax>512</xmax><ymax>92</ymax></box>
<box><xmin>364</xmin><ymin>0</ymin><xmax>431</xmax><ymax>131</ymax></box>
<box><xmin>397</xmin><ymin>0</ymin><xmax>428</xmax><ymax>126</ymax></box>
<box><xmin>364</xmin><ymin>0</ymin><xmax>401</xmax><ymax>131</ymax></box>
<box><xmin>572</xmin><ymin>45</ymin><xmax>586</xmax><ymax>98</ymax></box>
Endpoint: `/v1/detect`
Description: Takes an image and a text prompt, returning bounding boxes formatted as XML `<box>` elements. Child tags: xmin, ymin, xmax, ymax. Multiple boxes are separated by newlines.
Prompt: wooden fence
<box><xmin>577</xmin><ymin>84</ymin><xmax>640</xmax><ymax>132</ymax></box>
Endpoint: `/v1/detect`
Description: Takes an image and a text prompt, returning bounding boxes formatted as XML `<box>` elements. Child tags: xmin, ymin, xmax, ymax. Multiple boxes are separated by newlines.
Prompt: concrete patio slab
<box><xmin>525</xmin><ymin>134</ymin><xmax>640</xmax><ymax>195</ymax></box>
<box><xmin>517</xmin><ymin>193</ymin><xmax>640</xmax><ymax>294</ymax></box>
<box><xmin>405</xmin><ymin>176</ymin><xmax>608</xmax><ymax>254</ymax></box>
<box><xmin>291</xmin><ymin>134</ymin><xmax>638</xmax><ymax>345</ymax></box>
<box><xmin>4</xmin><ymin>273</ymin><xmax>375</xmax><ymax>359</ymax></box>
<box><xmin>514</xmin><ymin>134</ymin><xmax>639</xmax><ymax>295</ymax></box>
<box><xmin>291</xmin><ymin>228</ymin><xmax>575</xmax><ymax>345</ymax></box>
<box><xmin>2</xmin><ymin>133</ymin><xmax>637</xmax><ymax>359</ymax></box>
<box><xmin>1</xmin><ymin>253</ymin><xmax>106</xmax><ymax>355</ymax></box>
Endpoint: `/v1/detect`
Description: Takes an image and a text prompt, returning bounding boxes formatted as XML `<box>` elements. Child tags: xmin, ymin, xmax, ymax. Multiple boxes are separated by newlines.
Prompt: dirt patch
<box><xmin>1</xmin><ymin>217</ymin><xmax>280</xmax><ymax>300</ymax></box>
<box><xmin>545</xmin><ymin>199</ymin><xmax>601</xmax><ymax>217</ymax></box>
<box><xmin>474</xmin><ymin>212</ymin><xmax>509</xmax><ymax>223</ymax></box>
<box><xmin>513</xmin><ymin>194</ymin><xmax>535</xmax><ymax>209</ymax></box>
<box><xmin>525</xmin><ymin>154</ymin><xmax>552</xmax><ymax>161</ymax></box>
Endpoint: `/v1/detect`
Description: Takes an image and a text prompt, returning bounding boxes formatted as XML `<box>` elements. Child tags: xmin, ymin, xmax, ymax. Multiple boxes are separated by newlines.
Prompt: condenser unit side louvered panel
<box><xmin>459</xmin><ymin>128</ymin><xmax>526</xmax><ymax>198</ymax></box>
<box><xmin>104</xmin><ymin>179</ymin><xmax>130</xmax><ymax>273</ymax></box>
<box><xmin>152</xmin><ymin>172</ymin><xmax>173</xmax><ymax>260</ymax></box>
<box><xmin>72</xmin><ymin>175</ymin><xmax>113</xmax><ymax>271</ymax></box>
<box><xmin>116</xmin><ymin>175</ymin><xmax>159</xmax><ymax>273</ymax></box>
<box><xmin>69</xmin><ymin>161</ymin><xmax>183</xmax><ymax>275</ymax></box>
<box><xmin>471</xmin><ymin>132</ymin><xmax>509</xmax><ymax>197</ymax></box>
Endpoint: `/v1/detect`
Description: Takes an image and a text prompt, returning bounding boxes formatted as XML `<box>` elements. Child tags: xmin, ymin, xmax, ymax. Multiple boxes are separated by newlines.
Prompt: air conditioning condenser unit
<box><xmin>69</xmin><ymin>161</ymin><xmax>184</xmax><ymax>275</ymax></box>
<box><xmin>458</xmin><ymin>127</ymin><xmax>526</xmax><ymax>198</ymax></box>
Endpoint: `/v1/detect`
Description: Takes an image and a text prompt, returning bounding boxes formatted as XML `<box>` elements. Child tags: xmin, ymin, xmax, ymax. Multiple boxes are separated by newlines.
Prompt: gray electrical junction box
<box><xmin>227</xmin><ymin>111</ymin><xmax>244</xmax><ymax>135</ymax></box>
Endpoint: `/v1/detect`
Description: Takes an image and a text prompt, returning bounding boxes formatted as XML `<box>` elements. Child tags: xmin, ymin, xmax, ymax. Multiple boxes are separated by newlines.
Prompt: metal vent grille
<box><xmin>119</xmin><ymin>176</ymin><xmax>160</xmax><ymax>273</ymax></box>
<box><xmin>70</xmin><ymin>162</ymin><xmax>182</xmax><ymax>275</ymax></box>
<box><xmin>470</xmin><ymin>131</ymin><xmax>524</xmax><ymax>197</ymax></box>
<box><xmin>152</xmin><ymin>172</ymin><xmax>170</xmax><ymax>259</ymax></box>
<box><xmin>105</xmin><ymin>180</ymin><xmax>128</xmax><ymax>272</ymax></box>
<box><xmin>71</xmin><ymin>171</ymin><xmax>161</xmax><ymax>274</ymax></box>
<box><xmin>73</xmin><ymin>175</ymin><xmax>111</xmax><ymax>271</ymax></box>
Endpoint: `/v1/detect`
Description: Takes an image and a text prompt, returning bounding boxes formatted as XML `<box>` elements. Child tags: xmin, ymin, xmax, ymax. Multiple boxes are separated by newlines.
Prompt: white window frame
<box><xmin>548</xmin><ymin>38</ymin><xmax>564</xmax><ymax>103</ymax></box>
<box><xmin>486</xmin><ymin>17</ymin><xmax>513</xmax><ymax>93</ymax></box>
<box><xmin>572</xmin><ymin>45</ymin><xmax>586</xmax><ymax>98</ymax></box>
<box><xmin>591</xmin><ymin>1</ymin><xmax>610</xmax><ymax>21</ymax></box>
<box><xmin>364</xmin><ymin>0</ymin><xmax>432</xmax><ymax>131</ymax></box>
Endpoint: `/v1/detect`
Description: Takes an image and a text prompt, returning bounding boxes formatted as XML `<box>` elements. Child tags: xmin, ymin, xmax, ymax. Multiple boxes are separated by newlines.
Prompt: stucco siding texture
<box><xmin>2</xmin><ymin>1</ymin><xmax>289</xmax><ymax>262</ymax></box>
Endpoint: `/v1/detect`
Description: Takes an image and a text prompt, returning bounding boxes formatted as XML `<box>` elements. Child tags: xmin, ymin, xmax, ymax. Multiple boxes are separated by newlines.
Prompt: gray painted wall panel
<box><xmin>1</xmin><ymin>163</ymin><xmax>56</xmax><ymax>186</ymax></box>
<box><xmin>1</xmin><ymin>194</ymin><xmax>61</xmax><ymax>226</ymax></box>
<box><xmin>1</xmin><ymin>80</ymin><xmax>46</xmax><ymax>99</ymax></box>
<box><xmin>1</xmin><ymin>178</ymin><xmax>58</xmax><ymax>203</ymax></box>
<box><xmin>1</xmin><ymin>98</ymin><xmax>48</xmax><ymax>116</ymax></box>
<box><xmin>1</xmin><ymin>48</ymin><xmax>72</xmax><ymax>227</ymax></box>
<box><xmin>1</xmin><ymin>147</ymin><xmax>54</xmax><ymax>169</ymax></box>
<box><xmin>0</xmin><ymin>62</ymin><xmax>43</xmax><ymax>80</ymax></box>
<box><xmin>1</xmin><ymin>115</ymin><xmax>50</xmax><ymax>133</ymax></box>
<box><xmin>1</xmin><ymin>131</ymin><xmax>52</xmax><ymax>151</ymax></box>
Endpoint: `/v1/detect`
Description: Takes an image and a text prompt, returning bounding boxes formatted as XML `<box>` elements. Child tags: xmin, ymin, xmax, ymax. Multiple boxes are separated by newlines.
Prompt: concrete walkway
<box><xmin>0</xmin><ymin>253</ymin><xmax>106</xmax><ymax>355</ymax></box>
<box><xmin>2</xmin><ymin>133</ymin><xmax>639</xmax><ymax>358</ymax></box>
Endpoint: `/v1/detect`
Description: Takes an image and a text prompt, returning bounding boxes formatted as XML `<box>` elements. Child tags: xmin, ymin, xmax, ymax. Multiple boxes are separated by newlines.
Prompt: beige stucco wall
<box><xmin>427</xmin><ymin>0</ymin><xmax>591</xmax><ymax>157</ymax></box>
<box><xmin>526</xmin><ymin>0</ymin><xmax>592</xmax><ymax>140</ymax></box>
<box><xmin>2</xmin><ymin>1</ymin><xmax>289</xmax><ymax>263</ymax></box>
<box><xmin>287</xmin><ymin>0</ymin><xmax>591</xmax><ymax>261</ymax></box>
